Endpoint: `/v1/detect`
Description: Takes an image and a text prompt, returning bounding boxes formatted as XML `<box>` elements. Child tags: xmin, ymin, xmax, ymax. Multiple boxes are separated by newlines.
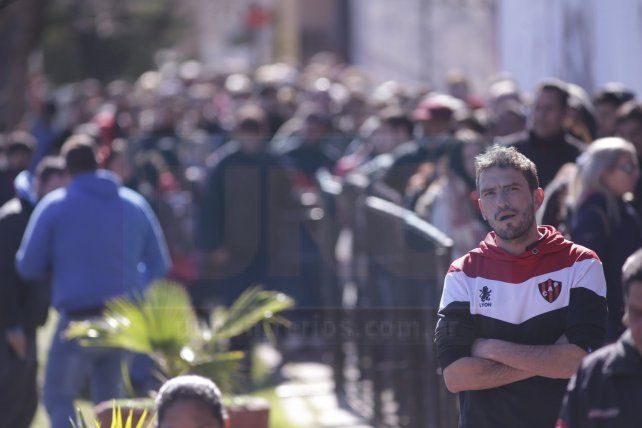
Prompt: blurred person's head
<box><xmin>61</xmin><ymin>134</ymin><xmax>98</xmax><ymax>176</ymax></box>
<box><xmin>492</xmin><ymin>100</ymin><xmax>527</xmax><ymax>137</ymax></box>
<box><xmin>487</xmin><ymin>77</ymin><xmax>522</xmax><ymax>114</ymax></box>
<box><xmin>446</xmin><ymin>69</ymin><xmax>470</xmax><ymax>101</ymax></box>
<box><xmin>456</xmin><ymin>109</ymin><xmax>490</xmax><ymax>136</ymax></box>
<box><xmin>101</xmin><ymin>139</ymin><xmax>133</xmax><ymax>183</ymax></box>
<box><xmin>621</xmin><ymin>249</ymin><xmax>642</xmax><ymax>354</ymax></box>
<box><xmin>593</xmin><ymin>83</ymin><xmax>635</xmax><ymax>138</ymax></box>
<box><xmin>531</xmin><ymin>79</ymin><xmax>569</xmax><ymax>139</ymax></box>
<box><xmin>616</xmin><ymin>101</ymin><xmax>642</xmax><ymax>157</ymax></box>
<box><xmin>5</xmin><ymin>131</ymin><xmax>35</xmax><ymax>172</ymax></box>
<box><xmin>302</xmin><ymin>110</ymin><xmax>332</xmax><ymax>147</ymax></box>
<box><xmin>373</xmin><ymin>106</ymin><xmax>413</xmax><ymax>153</ymax></box>
<box><xmin>451</xmin><ymin>131</ymin><xmax>487</xmax><ymax>189</ymax></box>
<box><xmin>225</xmin><ymin>73</ymin><xmax>253</xmax><ymax>104</ymax></box>
<box><xmin>571</xmin><ymin>137</ymin><xmax>639</xmax><ymax>219</ymax></box>
<box><xmin>566</xmin><ymin>83</ymin><xmax>597</xmax><ymax>143</ymax></box>
<box><xmin>34</xmin><ymin>156</ymin><xmax>66</xmax><ymax>200</ymax></box>
<box><xmin>155</xmin><ymin>375</ymin><xmax>228</xmax><ymax>428</ymax></box>
<box><xmin>233</xmin><ymin>104</ymin><xmax>268</xmax><ymax>154</ymax></box>
<box><xmin>413</xmin><ymin>95</ymin><xmax>455</xmax><ymax>139</ymax></box>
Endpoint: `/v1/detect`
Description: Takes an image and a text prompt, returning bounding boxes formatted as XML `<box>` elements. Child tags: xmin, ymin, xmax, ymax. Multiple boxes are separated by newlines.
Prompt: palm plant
<box><xmin>65</xmin><ymin>280</ymin><xmax>294</xmax><ymax>393</ymax></box>
<box><xmin>71</xmin><ymin>404</ymin><xmax>150</xmax><ymax>428</ymax></box>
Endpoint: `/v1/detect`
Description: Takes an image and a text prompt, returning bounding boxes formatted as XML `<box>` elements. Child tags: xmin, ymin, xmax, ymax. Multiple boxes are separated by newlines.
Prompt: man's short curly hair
<box><xmin>155</xmin><ymin>375</ymin><xmax>227</xmax><ymax>426</ymax></box>
<box><xmin>475</xmin><ymin>145</ymin><xmax>539</xmax><ymax>192</ymax></box>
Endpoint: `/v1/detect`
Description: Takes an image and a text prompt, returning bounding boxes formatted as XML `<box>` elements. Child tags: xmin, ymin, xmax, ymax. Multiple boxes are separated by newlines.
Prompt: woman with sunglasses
<box><xmin>569</xmin><ymin>137</ymin><xmax>642</xmax><ymax>341</ymax></box>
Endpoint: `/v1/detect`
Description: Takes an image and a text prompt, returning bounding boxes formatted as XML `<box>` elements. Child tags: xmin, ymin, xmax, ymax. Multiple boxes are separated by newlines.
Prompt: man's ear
<box><xmin>533</xmin><ymin>187</ymin><xmax>545</xmax><ymax>211</ymax></box>
<box><xmin>622</xmin><ymin>309</ymin><xmax>630</xmax><ymax>327</ymax></box>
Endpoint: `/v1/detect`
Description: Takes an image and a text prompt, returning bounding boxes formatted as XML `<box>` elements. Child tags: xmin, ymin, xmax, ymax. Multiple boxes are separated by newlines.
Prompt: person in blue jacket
<box><xmin>16</xmin><ymin>135</ymin><xmax>170</xmax><ymax>428</ymax></box>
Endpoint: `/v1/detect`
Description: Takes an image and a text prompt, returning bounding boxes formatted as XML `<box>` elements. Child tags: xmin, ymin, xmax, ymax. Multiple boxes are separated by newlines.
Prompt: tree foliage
<box><xmin>41</xmin><ymin>0</ymin><xmax>186</xmax><ymax>84</ymax></box>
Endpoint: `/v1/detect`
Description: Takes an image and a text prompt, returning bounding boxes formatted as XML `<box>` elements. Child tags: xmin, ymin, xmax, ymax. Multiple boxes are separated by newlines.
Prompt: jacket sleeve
<box><xmin>565</xmin><ymin>257</ymin><xmax>608</xmax><ymax>352</ymax></box>
<box><xmin>570</xmin><ymin>204</ymin><xmax>609</xmax><ymax>260</ymax></box>
<box><xmin>0</xmin><ymin>215</ymin><xmax>24</xmax><ymax>328</ymax></box>
<box><xmin>556</xmin><ymin>370</ymin><xmax>589</xmax><ymax>428</ymax></box>
<box><xmin>15</xmin><ymin>201</ymin><xmax>55</xmax><ymax>280</ymax></box>
<box><xmin>434</xmin><ymin>268</ymin><xmax>475</xmax><ymax>369</ymax></box>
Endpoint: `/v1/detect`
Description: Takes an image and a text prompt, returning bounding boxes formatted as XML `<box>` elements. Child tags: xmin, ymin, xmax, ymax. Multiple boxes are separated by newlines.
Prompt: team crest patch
<box><xmin>538</xmin><ymin>279</ymin><xmax>562</xmax><ymax>303</ymax></box>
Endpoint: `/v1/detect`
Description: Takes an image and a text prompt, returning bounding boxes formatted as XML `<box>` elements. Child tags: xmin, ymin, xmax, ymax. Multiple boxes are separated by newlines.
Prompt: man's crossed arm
<box><xmin>443</xmin><ymin>337</ymin><xmax>587</xmax><ymax>393</ymax></box>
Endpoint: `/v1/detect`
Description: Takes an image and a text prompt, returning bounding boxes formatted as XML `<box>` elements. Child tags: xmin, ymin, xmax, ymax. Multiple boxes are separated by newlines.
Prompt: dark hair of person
<box><xmin>35</xmin><ymin>156</ymin><xmax>65</xmax><ymax>185</ymax></box>
<box><xmin>475</xmin><ymin>145</ymin><xmax>539</xmax><ymax>192</ymax></box>
<box><xmin>593</xmin><ymin>86</ymin><xmax>635</xmax><ymax>108</ymax></box>
<box><xmin>60</xmin><ymin>134</ymin><xmax>98</xmax><ymax>175</ymax></box>
<box><xmin>536</xmin><ymin>79</ymin><xmax>570</xmax><ymax>108</ymax></box>
<box><xmin>622</xmin><ymin>249</ymin><xmax>642</xmax><ymax>301</ymax></box>
<box><xmin>450</xmin><ymin>135</ymin><xmax>486</xmax><ymax>190</ymax></box>
<box><xmin>379</xmin><ymin>106</ymin><xmax>413</xmax><ymax>139</ymax></box>
<box><xmin>616</xmin><ymin>101</ymin><xmax>642</xmax><ymax>127</ymax></box>
<box><xmin>235</xmin><ymin>104</ymin><xmax>267</xmax><ymax>134</ymax></box>
<box><xmin>6</xmin><ymin>131</ymin><xmax>36</xmax><ymax>156</ymax></box>
<box><xmin>155</xmin><ymin>375</ymin><xmax>227</xmax><ymax>427</ymax></box>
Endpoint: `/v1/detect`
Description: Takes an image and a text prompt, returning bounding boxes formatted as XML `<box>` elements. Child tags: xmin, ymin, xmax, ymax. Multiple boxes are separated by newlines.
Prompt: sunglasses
<box><xmin>616</xmin><ymin>162</ymin><xmax>639</xmax><ymax>174</ymax></box>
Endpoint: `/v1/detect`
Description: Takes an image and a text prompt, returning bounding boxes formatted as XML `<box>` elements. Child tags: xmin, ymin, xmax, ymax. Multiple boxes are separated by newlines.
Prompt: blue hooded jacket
<box><xmin>16</xmin><ymin>170</ymin><xmax>170</xmax><ymax>313</ymax></box>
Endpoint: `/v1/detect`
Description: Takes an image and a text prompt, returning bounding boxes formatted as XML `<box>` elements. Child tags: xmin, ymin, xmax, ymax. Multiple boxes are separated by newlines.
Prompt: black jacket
<box><xmin>570</xmin><ymin>193</ymin><xmax>642</xmax><ymax>340</ymax></box>
<box><xmin>558</xmin><ymin>330</ymin><xmax>642</xmax><ymax>428</ymax></box>
<box><xmin>500</xmin><ymin>130</ymin><xmax>585</xmax><ymax>189</ymax></box>
<box><xmin>0</xmin><ymin>197</ymin><xmax>50</xmax><ymax>333</ymax></box>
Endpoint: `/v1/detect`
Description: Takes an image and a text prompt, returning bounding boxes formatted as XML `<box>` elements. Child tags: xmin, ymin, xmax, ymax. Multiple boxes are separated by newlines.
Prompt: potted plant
<box><xmin>66</xmin><ymin>280</ymin><xmax>294</xmax><ymax>427</ymax></box>
<box><xmin>71</xmin><ymin>404</ymin><xmax>150</xmax><ymax>428</ymax></box>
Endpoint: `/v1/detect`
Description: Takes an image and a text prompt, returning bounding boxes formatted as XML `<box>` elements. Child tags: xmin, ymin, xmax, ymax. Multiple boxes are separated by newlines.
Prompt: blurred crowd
<box><xmin>2</xmin><ymin>52</ymin><xmax>642</xmax><ymax>426</ymax></box>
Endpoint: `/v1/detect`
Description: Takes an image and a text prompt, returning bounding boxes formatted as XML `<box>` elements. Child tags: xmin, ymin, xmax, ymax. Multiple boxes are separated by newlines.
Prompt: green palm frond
<box><xmin>190</xmin><ymin>350</ymin><xmax>245</xmax><ymax>393</ymax></box>
<box><xmin>65</xmin><ymin>280</ymin><xmax>294</xmax><ymax>391</ymax></box>
<box><xmin>66</xmin><ymin>281</ymin><xmax>198</xmax><ymax>352</ymax></box>
<box><xmin>210</xmin><ymin>286</ymin><xmax>295</xmax><ymax>343</ymax></box>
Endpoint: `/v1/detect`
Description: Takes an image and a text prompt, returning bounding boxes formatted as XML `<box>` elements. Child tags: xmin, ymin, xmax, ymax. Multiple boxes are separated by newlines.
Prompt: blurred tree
<box><xmin>0</xmin><ymin>0</ymin><xmax>185</xmax><ymax>129</ymax></box>
<box><xmin>0</xmin><ymin>0</ymin><xmax>44</xmax><ymax>130</ymax></box>
<box><xmin>42</xmin><ymin>0</ymin><xmax>185</xmax><ymax>83</ymax></box>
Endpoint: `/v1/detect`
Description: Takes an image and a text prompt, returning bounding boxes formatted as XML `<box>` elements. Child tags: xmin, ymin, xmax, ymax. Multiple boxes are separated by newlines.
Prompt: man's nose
<box><xmin>497</xmin><ymin>191</ymin><xmax>510</xmax><ymax>207</ymax></box>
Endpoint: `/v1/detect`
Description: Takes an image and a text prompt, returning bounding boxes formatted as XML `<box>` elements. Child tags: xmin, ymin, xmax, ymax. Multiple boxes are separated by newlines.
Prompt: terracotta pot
<box><xmin>228</xmin><ymin>397</ymin><xmax>270</xmax><ymax>428</ymax></box>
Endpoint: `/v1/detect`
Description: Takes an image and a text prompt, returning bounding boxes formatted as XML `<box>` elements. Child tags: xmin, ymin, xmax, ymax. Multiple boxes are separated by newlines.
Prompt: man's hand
<box><xmin>6</xmin><ymin>328</ymin><xmax>27</xmax><ymax>359</ymax></box>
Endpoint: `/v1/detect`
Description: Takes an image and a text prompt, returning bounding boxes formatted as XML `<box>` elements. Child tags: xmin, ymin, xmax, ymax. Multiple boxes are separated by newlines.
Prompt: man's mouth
<box><xmin>497</xmin><ymin>213</ymin><xmax>516</xmax><ymax>221</ymax></box>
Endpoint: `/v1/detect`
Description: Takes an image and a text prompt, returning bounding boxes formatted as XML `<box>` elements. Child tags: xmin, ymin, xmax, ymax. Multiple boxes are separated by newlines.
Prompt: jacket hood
<box><xmin>13</xmin><ymin>170</ymin><xmax>36</xmax><ymax>204</ymax></box>
<box><xmin>477</xmin><ymin>225</ymin><xmax>572</xmax><ymax>262</ymax></box>
<box><xmin>68</xmin><ymin>169</ymin><xmax>121</xmax><ymax>198</ymax></box>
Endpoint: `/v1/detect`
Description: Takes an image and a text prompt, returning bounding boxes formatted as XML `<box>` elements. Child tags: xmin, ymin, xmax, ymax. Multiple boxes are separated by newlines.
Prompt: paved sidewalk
<box><xmin>275</xmin><ymin>362</ymin><xmax>372</xmax><ymax>428</ymax></box>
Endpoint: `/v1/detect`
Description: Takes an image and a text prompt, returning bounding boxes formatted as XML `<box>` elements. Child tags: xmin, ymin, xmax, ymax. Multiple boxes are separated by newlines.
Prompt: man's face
<box><xmin>624</xmin><ymin>281</ymin><xmax>642</xmax><ymax>355</ymax></box>
<box><xmin>159</xmin><ymin>399</ymin><xmax>222</xmax><ymax>428</ymax></box>
<box><xmin>595</xmin><ymin>101</ymin><xmax>618</xmax><ymax>137</ymax></box>
<box><xmin>7</xmin><ymin>150</ymin><xmax>32</xmax><ymax>172</ymax></box>
<box><xmin>478</xmin><ymin>167</ymin><xmax>543</xmax><ymax>241</ymax></box>
<box><xmin>532</xmin><ymin>90</ymin><xmax>566</xmax><ymax>139</ymax></box>
<box><xmin>617</xmin><ymin>119</ymin><xmax>642</xmax><ymax>157</ymax></box>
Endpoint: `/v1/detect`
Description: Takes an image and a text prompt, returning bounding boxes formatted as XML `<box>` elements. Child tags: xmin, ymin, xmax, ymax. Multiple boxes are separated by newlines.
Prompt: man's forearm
<box><xmin>473</xmin><ymin>339</ymin><xmax>586</xmax><ymax>379</ymax></box>
<box><xmin>443</xmin><ymin>357</ymin><xmax>534</xmax><ymax>393</ymax></box>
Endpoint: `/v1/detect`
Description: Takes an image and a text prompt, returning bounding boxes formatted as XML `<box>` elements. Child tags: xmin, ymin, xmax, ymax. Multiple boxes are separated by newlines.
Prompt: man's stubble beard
<box><xmin>492</xmin><ymin>201</ymin><xmax>536</xmax><ymax>242</ymax></box>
